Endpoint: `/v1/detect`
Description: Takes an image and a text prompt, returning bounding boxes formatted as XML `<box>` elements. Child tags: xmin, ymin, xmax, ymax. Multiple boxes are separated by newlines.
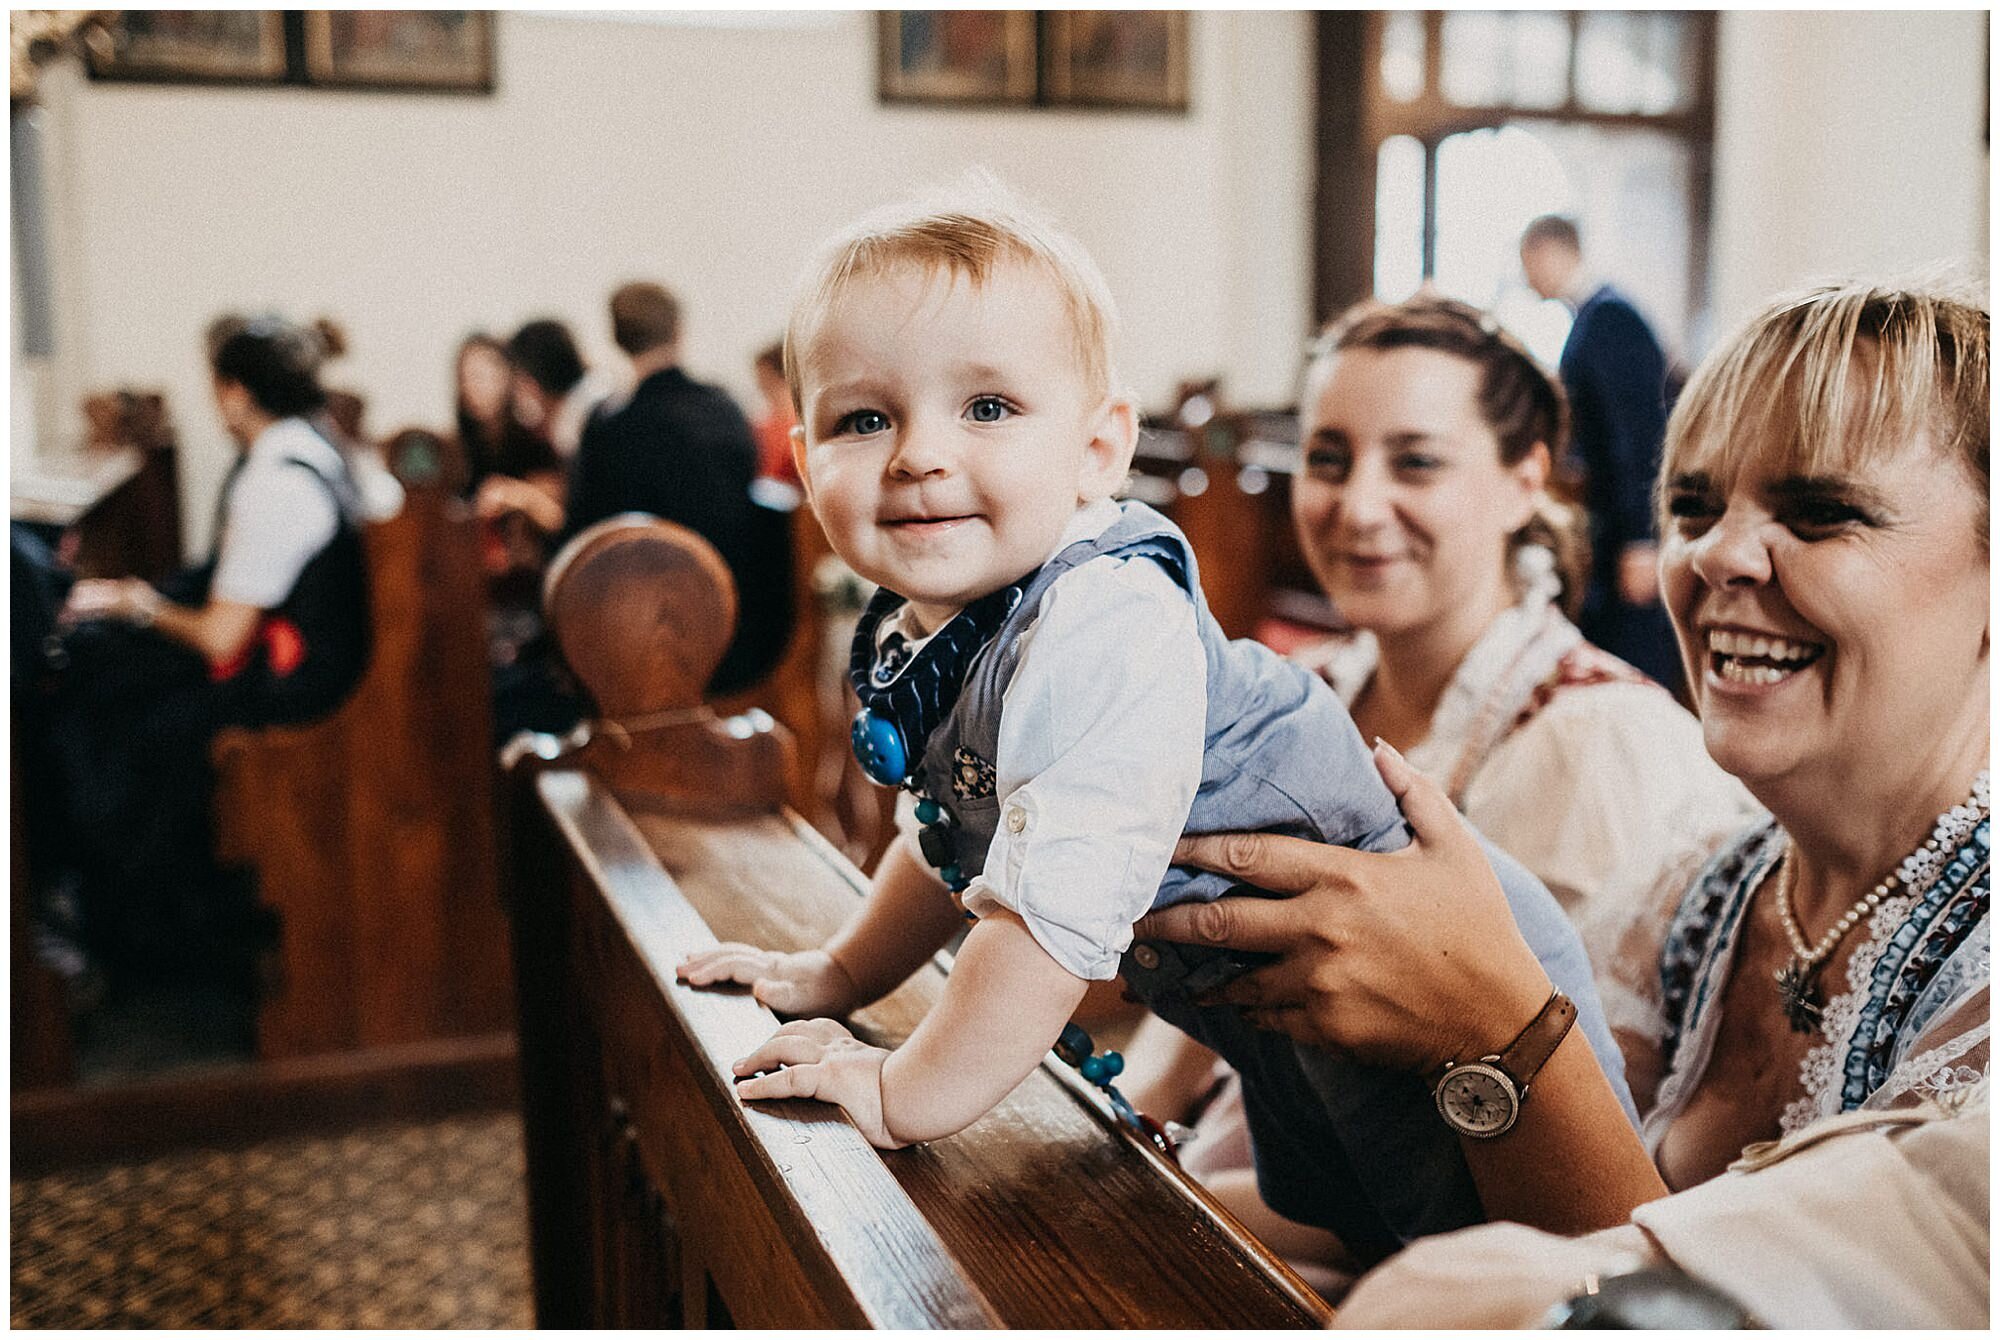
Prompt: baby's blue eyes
<box><xmin>833</xmin><ymin>398</ymin><xmax>1015</xmax><ymax>436</ymax></box>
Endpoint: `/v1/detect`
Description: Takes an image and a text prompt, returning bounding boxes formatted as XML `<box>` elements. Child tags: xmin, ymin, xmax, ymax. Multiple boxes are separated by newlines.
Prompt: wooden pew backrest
<box><xmin>212</xmin><ymin>481</ymin><xmax>511</xmax><ymax>1058</ymax></box>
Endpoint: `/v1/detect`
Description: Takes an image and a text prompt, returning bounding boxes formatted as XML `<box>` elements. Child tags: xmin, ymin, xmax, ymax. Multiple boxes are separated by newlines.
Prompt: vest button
<box><xmin>1132</xmin><ymin>944</ymin><xmax>1161</xmax><ymax>971</ymax></box>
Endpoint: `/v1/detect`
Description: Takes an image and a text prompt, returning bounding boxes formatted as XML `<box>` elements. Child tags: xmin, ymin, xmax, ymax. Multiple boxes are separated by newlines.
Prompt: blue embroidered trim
<box><xmin>1842</xmin><ymin>820</ymin><xmax>1989</xmax><ymax>1107</ymax></box>
<box><xmin>1659</xmin><ymin>823</ymin><xmax>1778</xmax><ymax>1071</ymax></box>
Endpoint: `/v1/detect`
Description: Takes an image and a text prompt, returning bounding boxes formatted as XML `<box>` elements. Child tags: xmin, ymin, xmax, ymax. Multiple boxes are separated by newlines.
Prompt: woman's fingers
<box><xmin>1131</xmin><ymin>892</ymin><xmax>1302</xmax><ymax>955</ymax></box>
<box><xmin>1371</xmin><ymin>739</ymin><xmax>1471</xmax><ymax>850</ymax></box>
<box><xmin>1241</xmin><ymin>1005</ymin><xmax>1318</xmax><ymax>1045</ymax></box>
<box><xmin>1202</xmin><ymin>957</ymin><xmax>1313</xmax><ymax>1012</ymax></box>
<box><xmin>1169</xmin><ymin>830</ymin><xmax>1350</xmax><ymax>896</ymax></box>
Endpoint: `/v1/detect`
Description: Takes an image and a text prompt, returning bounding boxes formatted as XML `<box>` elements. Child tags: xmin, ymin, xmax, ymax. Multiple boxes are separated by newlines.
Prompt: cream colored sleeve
<box><xmin>1339</xmin><ymin>1100</ymin><xmax>1989</xmax><ymax>1330</ymax></box>
<box><xmin>1459</xmin><ymin>682</ymin><xmax>1759</xmax><ymax>923</ymax></box>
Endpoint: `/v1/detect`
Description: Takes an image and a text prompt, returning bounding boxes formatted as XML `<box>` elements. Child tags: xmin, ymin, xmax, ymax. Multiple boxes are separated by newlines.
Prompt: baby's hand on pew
<box><xmin>732</xmin><ymin>1018</ymin><xmax>902</xmax><ymax>1149</ymax></box>
<box><xmin>675</xmin><ymin>944</ymin><xmax>862</xmax><ymax>1017</ymax></box>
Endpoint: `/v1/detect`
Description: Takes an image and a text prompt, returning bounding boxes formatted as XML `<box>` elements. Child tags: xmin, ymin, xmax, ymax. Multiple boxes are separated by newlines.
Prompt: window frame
<box><xmin>1315</xmin><ymin>10</ymin><xmax>1718</xmax><ymax>340</ymax></box>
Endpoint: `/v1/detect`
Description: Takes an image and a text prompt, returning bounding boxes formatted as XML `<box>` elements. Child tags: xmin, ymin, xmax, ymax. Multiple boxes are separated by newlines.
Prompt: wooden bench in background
<box><xmin>211</xmin><ymin>475</ymin><xmax>514</xmax><ymax>1060</ymax></box>
<box><xmin>505</xmin><ymin>517</ymin><xmax>1331</xmax><ymax>1328</ymax></box>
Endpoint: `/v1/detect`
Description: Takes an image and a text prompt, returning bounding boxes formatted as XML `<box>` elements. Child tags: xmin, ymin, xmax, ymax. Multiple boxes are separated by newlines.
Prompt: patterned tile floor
<box><xmin>11</xmin><ymin>1111</ymin><xmax>532</xmax><ymax>1329</ymax></box>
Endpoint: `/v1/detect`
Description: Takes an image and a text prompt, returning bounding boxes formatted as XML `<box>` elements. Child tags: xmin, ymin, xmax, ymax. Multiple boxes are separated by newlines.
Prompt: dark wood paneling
<box><xmin>11</xmin><ymin>1033</ymin><xmax>518</xmax><ymax>1174</ymax></box>
<box><xmin>1314</xmin><ymin>10</ymin><xmax>1377</xmax><ymax>325</ymax></box>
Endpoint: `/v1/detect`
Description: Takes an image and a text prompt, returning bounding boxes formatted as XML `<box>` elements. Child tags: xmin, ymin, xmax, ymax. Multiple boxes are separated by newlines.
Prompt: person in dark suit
<box><xmin>1520</xmin><ymin>215</ymin><xmax>1681</xmax><ymax>694</ymax></box>
<box><xmin>564</xmin><ymin>281</ymin><xmax>793</xmax><ymax>695</ymax></box>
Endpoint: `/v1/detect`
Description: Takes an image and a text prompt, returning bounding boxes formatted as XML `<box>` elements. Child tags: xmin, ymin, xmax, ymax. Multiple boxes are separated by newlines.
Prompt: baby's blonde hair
<box><xmin>783</xmin><ymin>174</ymin><xmax>1121</xmax><ymax>414</ymax></box>
<box><xmin>1663</xmin><ymin>277</ymin><xmax>1990</xmax><ymax>541</ymax></box>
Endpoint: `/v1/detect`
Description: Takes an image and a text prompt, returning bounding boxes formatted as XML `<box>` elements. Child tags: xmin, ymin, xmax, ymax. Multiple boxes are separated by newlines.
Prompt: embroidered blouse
<box><xmin>1591</xmin><ymin>813</ymin><xmax>1991</xmax><ymax>1152</ymax></box>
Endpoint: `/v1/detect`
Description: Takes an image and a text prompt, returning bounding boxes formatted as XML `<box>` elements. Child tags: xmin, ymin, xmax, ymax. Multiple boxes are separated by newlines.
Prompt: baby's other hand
<box><xmin>674</xmin><ymin>944</ymin><xmax>860</xmax><ymax>1017</ymax></box>
<box><xmin>732</xmin><ymin>1018</ymin><xmax>900</xmax><ymax>1149</ymax></box>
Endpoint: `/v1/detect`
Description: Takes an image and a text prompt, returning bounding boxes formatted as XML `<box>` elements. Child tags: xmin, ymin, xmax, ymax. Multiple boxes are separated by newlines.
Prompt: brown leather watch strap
<box><xmin>1498</xmin><ymin>990</ymin><xmax>1577</xmax><ymax>1095</ymax></box>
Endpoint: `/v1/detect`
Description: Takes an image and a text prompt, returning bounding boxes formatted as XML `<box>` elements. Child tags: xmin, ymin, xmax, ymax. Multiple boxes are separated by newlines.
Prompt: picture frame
<box><xmin>303</xmin><ymin>11</ymin><xmax>494</xmax><ymax>94</ymax></box>
<box><xmin>1042</xmin><ymin>11</ymin><xmax>1190</xmax><ymax>111</ymax></box>
<box><xmin>878</xmin><ymin>11</ymin><xmax>1037</xmax><ymax>107</ymax></box>
<box><xmin>83</xmin><ymin>11</ymin><xmax>288</xmax><ymax>86</ymax></box>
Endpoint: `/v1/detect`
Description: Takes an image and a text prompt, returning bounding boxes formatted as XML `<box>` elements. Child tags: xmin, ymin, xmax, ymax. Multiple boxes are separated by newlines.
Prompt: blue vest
<box><xmin>916</xmin><ymin>502</ymin><xmax>1409</xmax><ymax>900</ymax></box>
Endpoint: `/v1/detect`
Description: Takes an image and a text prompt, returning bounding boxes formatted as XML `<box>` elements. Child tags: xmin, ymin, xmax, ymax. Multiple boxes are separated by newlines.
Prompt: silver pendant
<box><xmin>1774</xmin><ymin>959</ymin><xmax>1824</xmax><ymax>1033</ymax></box>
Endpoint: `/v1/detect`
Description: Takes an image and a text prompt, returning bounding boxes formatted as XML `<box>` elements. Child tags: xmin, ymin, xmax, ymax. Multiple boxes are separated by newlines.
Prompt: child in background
<box><xmin>677</xmin><ymin>182</ymin><xmax>1630</xmax><ymax>1264</ymax></box>
<box><xmin>750</xmin><ymin>340</ymin><xmax>802</xmax><ymax>488</ymax></box>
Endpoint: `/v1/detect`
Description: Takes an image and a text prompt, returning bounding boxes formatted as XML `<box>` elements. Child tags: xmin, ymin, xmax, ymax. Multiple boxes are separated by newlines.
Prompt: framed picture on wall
<box><xmin>303</xmin><ymin>11</ymin><xmax>495</xmax><ymax>93</ymax></box>
<box><xmin>83</xmin><ymin>11</ymin><xmax>288</xmax><ymax>85</ymax></box>
<box><xmin>878</xmin><ymin>11</ymin><xmax>1037</xmax><ymax>106</ymax></box>
<box><xmin>1043</xmin><ymin>11</ymin><xmax>1190</xmax><ymax>111</ymax></box>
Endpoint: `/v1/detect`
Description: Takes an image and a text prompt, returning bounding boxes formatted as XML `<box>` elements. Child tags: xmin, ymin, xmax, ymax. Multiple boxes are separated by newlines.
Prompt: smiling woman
<box><xmin>1135</xmin><ymin>279</ymin><xmax>1989</xmax><ymax>1326</ymax></box>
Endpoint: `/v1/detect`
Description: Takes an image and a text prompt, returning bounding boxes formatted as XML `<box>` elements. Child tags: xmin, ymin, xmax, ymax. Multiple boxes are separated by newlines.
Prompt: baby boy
<box><xmin>678</xmin><ymin>183</ymin><xmax>1628</xmax><ymax>1262</ymax></box>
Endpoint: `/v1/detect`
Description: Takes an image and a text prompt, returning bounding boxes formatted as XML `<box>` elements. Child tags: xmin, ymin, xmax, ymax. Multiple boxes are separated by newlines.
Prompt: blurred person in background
<box><xmin>1521</xmin><ymin>214</ymin><xmax>1681</xmax><ymax>695</ymax></box>
<box><xmin>455</xmin><ymin>331</ymin><xmax>560</xmax><ymax>497</ymax></box>
<box><xmin>16</xmin><ymin>316</ymin><xmax>372</xmax><ymax>1002</ymax></box>
<box><xmin>751</xmin><ymin>339</ymin><xmax>801</xmax><ymax>488</ymax></box>
<box><xmin>505</xmin><ymin>316</ymin><xmax>616</xmax><ymax>462</ymax></box>
<box><xmin>563</xmin><ymin>281</ymin><xmax>793</xmax><ymax>695</ymax></box>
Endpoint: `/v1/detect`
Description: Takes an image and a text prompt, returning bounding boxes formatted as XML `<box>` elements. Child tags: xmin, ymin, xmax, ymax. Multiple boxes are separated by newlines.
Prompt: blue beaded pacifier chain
<box><xmin>847</xmin><ymin>579</ymin><xmax>1029</xmax><ymax>898</ymax></box>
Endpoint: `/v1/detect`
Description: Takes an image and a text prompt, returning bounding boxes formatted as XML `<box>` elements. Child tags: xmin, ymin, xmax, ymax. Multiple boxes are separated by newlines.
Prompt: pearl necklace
<box><xmin>1771</xmin><ymin>770</ymin><xmax>1990</xmax><ymax>1033</ymax></box>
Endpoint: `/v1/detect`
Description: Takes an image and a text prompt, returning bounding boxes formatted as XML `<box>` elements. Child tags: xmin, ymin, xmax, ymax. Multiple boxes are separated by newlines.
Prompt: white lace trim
<box><xmin>1868</xmin><ymin>1020</ymin><xmax>1991</xmax><ymax>1111</ymax></box>
<box><xmin>1780</xmin><ymin>889</ymin><xmax>1920</xmax><ymax>1135</ymax></box>
<box><xmin>1781</xmin><ymin>839</ymin><xmax>1989</xmax><ymax>1135</ymax></box>
<box><xmin>1302</xmin><ymin>567</ymin><xmax>1580</xmax><ymax>805</ymax></box>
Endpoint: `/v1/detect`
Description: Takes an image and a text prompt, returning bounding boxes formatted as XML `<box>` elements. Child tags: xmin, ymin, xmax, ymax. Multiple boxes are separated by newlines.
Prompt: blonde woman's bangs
<box><xmin>1664</xmin><ymin>281</ymin><xmax>1986</xmax><ymax>503</ymax></box>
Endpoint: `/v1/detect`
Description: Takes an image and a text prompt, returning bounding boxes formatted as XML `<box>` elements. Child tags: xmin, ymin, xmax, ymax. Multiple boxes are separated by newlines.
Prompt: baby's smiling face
<box><xmin>792</xmin><ymin>258</ymin><xmax>1134</xmax><ymax>634</ymax></box>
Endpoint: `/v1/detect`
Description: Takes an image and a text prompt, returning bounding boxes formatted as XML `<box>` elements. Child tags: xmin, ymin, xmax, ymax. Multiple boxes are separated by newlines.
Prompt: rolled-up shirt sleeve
<box><xmin>961</xmin><ymin>555</ymin><xmax>1207</xmax><ymax>980</ymax></box>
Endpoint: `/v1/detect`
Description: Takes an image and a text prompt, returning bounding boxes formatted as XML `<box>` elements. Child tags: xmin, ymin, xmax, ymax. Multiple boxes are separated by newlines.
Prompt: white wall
<box><xmin>18</xmin><ymin>10</ymin><xmax>1987</xmax><ymax>555</ymax></box>
<box><xmin>1709</xmin><ymin>10</ymin><xmax>1988</xmax><ymax>337</ymax></box>
<box><xmin>25</xmin><ymin>10</ymin><xmax>1312</xmax><ymax>554</ymax></box>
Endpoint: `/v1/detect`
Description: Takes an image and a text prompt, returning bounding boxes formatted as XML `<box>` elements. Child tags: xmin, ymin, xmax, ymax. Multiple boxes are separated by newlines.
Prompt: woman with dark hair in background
<box><xmin>454</xmin><ymin>331</ymin><xmax>559</xmax><ymax>496</ymax></box>
<box><xmin>450</xmin><ymin>326</ymin><xmax>591</xmax><ymax>739</ymax></box>
<box><xmin>17</xmin><ymin>316</ymin><xmax>372</xmax><ymax>1005</ymax></box>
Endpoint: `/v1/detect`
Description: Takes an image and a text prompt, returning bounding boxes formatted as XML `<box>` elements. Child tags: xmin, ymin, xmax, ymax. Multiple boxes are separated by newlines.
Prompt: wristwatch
<box><xmin>1432</xmin><ymin>989</ymin><xmax>1577</xmax><ymax>1139</ymax></box>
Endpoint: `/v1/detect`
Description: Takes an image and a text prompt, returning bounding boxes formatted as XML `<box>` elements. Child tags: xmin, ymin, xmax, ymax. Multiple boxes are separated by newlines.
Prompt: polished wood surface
<box><xmin>211</xmin><ymin>480</ymin><xmax>512</xmax><ymax>1057</ymax></box>
<box><xmin>507</xmin><ymin>515</ymin><xmax>1331</xmax><ymax>1329</ymax></box>
<box><xmin>523</xmin><ymin>516</ymin><xmax>796</xmax><ymax>814</ymax></box>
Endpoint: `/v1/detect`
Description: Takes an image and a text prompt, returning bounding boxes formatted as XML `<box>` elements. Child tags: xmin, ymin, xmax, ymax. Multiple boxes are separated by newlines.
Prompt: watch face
<box><xmin>1435</xmin><ymin>1062</ymin><xmax>1520</xmax><ymax>1138</ymax></box>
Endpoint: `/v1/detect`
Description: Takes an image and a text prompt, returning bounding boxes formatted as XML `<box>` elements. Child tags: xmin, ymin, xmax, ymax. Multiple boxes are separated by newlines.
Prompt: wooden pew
<box><xmin>12</xmin><ymin>390</ymin><xmax>182</xmax><ymax>583</ymax></box>
<box><xmin>211</xmin><ymin>476</ymin><xmax>514</xmax><ymax>1059</ymax></box>
<box><xmin>505</xmin><ymin>517</ymin><xmax>1332</xmax><ymax>1328</ymax></box>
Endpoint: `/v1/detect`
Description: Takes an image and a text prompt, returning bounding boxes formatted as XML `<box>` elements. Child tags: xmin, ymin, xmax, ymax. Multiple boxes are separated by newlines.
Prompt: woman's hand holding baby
<box><xmin>731</xmin><ymin>1018</ymin><xmax>903</xmax><ymax>1149</ymax></box>
<box><xmin>675</xmin><ymin>945</ymin><xmax>863</xmax><ymax>1018</ymax></box>
<box><xmin>1135</xmin><ymin>741</ymin><xmax>1550</xmax><ymax>1076</ymax></box>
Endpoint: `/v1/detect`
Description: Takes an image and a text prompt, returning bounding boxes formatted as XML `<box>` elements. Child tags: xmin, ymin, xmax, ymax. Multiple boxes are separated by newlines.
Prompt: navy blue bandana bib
<box><xmin>846</xmin><ymin>578</ymin><xmax>1032</xmax><ymax>789</ymax></box>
